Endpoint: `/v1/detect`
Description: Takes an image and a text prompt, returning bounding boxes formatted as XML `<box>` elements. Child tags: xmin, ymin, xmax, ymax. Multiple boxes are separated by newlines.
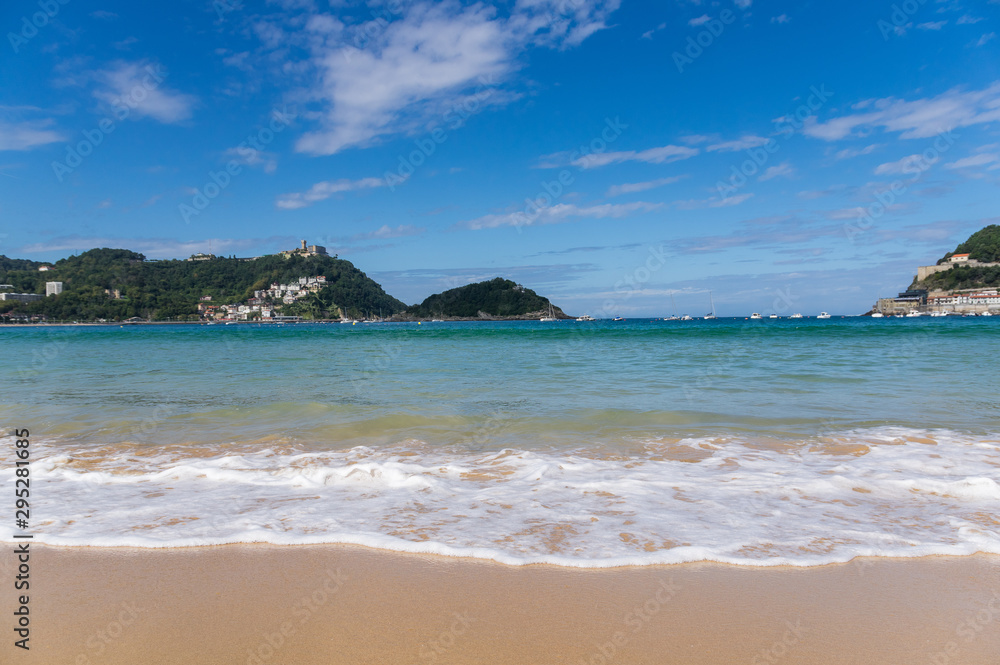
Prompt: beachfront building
<box><xmin>46</xmin><ymin>281</ymin><xmax>63</xmax><ymax>296</ymax></box>
<box><xmin>927</xmin><ymin>289</ymin><xmax>1000</xmax><ymax>313</ymax></box>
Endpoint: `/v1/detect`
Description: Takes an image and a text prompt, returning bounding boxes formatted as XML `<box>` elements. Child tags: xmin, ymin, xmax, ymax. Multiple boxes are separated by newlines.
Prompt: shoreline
<box><xmin>5</xmin><ymin>543</ymin><xmax>999</xmax><ymax>663</ymax></box>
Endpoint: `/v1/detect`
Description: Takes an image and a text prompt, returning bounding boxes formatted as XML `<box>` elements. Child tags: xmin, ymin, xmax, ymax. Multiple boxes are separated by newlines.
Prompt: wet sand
<box><xmin>3</xmin><ymin>545</ymin><xmax>999</xmax><ymax>664</ymax></box>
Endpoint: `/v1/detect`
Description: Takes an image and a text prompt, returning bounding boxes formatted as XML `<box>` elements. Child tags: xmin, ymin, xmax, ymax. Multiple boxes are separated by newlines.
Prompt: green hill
<box><xmin>916</xmin><ymin>225</ymin><xmax>1000</xmax><ymax>291</ymax></box>
<box><xmin>406</xmin><ymin>278</ymin><xmax>566</xmax><ymax>319</ymax></box>
<box><xmin>0</xmin><ymin>248</ymin><xmax>405</xmax><ymax>321</ymax></box>
<box><xmin>938</xmin><ymin>224</ymin><xmax>1000</xmax><ymax>264</ymax></box>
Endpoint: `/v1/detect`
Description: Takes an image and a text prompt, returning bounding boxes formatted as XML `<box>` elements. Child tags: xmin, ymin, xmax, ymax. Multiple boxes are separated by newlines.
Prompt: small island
<box><xmin>400</xmin><ymin>277</ymin><xmax>569</xmax><ymax>320</ymax></box>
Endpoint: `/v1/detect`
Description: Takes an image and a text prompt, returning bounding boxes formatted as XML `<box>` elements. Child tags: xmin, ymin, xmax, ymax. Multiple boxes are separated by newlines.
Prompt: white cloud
<box><xmin>833</xmin><ymin>143</ymin><xmax>883</xmax><ymax>160</ymax></box>
<box><xmin>276</xmin><ymin>176</ymin><xmax>389</xmax><ymax>209</ymax></box>
<box><xmin>223</xmin><ymin>147</ymin><xmax>278</xmax><ymax>174</ymax></box>
<box><xmin>873</xmin><ymin>154</ymin><xmax>925</xmax><ymax>175</ymax></box>
<box><xmin>771</xmin><ymin>14</ymin><xmax>790</xmax><ymax>24</ymax></box>
<box><xmin>352</xmin><ymin>224</ymin><xmax>425</xmax><ymax>240</ymax></box>
<box><xmin>93</xmin><ymin>61</ymin><xmax>197</xmax><ymax>124</ymax></box>
<box><xmin>0</xmin><ymin>119</ymin><xmax>64</xmax><ymax>151</ymax></box>
<box><xmin>606</xmin><ymin>175</ymin><xmax>686</xmax><ymax>197</ymax></box>
<box><xmin>734</xmin><ymin>0</ymin><xmax>752</xmax><ymax>9</ymax></box>
<box><xmin>917</xmin><ymin>21</ymin><xmax>946</xmax><ymax>30</ymax></box>
<box><xmin>758</xmin><ymin>162</ymin><xmax>795</xmax><ymax>181</ymax></box>
<box><xmin>944</xmin><ymin>153</ymin><xmax>999</xmax><ymax>169</ymax></box>
<box><xmin>705</xmin><ymin>135</ymin><xmax>770</xmax><ymax>152</ymax></box>
<box><xmin>802</xmin><ymin>82</ymin><xmax>1000</xmax><ymax>140</ymax></box>
<box><xmin>674</xmin><ymin>193</ymin><xmax>753</xmax><ymax>209</ymax></box>
<box><xmin>689</xmin><ymin>15</ymin><xmax>711</xmax><ymax>26</ymax></box>
<box><xmin>460</xmin><ymin>201</ymin><xmax>662</xmax><ymax>229</ymax></box>
<box><xmin>975</xmin><ymin>32</ymin><xmax>996</xmax><ymax>47</ymax></box>
<box><xmin>290</xmin><ymin>0</ymin><xmax>620</xmax><ymax>155</ymax></box>
<box><xmin>957</xmin><ymin>15</ymin><xmax>984</xmax><ymax>25</ymax></box>
<box><xmin>572</xmin><ymin>144</ymin><xmax>698</xmax><ymax>169</ymax></box>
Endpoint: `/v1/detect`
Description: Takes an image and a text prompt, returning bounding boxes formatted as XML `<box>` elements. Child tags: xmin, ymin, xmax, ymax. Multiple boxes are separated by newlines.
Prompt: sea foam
<box><xmin>2</xmin><ymin>427</ymin><xmax>999</xmax><ymax>567</ymax></box>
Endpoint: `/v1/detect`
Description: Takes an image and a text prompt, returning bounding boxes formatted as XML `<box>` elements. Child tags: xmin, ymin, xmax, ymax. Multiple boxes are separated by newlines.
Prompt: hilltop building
<box><xmin>281</xmin><ymin>240</ymin><xmax>328</xmax><ymax>258</ymax></box>
<box><xmin>46</xmin><ymin>281</ymin><xmax>63</xmax><ymax>296</ymax></box>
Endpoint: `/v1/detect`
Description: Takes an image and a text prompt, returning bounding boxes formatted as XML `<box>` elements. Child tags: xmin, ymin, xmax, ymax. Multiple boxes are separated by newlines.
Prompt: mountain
<box><xmin>405</xmin><ymin>278</ymin><xmax>567</xmax><ymax>319</ymax></box>
<box><xmin>0</xmin><ymin>248</ymin><xmax>405</xmax><ymax>321</ymax></box>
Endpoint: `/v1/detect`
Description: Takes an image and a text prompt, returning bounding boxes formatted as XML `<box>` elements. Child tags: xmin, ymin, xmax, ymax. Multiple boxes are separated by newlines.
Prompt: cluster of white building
<box><xmin>198</xmin><ymin>276</ymin><xmax>327</xmax><ymax>321</ymax></box>
<box><xmin>251</xmin><ymin>276</ymin><xmax>327</xmax><ymax>305</ymax></box>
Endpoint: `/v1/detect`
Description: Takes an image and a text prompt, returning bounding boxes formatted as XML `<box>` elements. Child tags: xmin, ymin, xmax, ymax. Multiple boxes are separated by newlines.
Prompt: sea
<box><xmin>2</xmin><ymin>317</ymin><xmax>999</xmax><ymax>567</ymax></box>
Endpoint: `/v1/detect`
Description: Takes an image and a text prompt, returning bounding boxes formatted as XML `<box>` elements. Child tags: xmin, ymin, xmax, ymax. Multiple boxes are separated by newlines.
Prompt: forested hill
<box><xmin>0</xmin><ymin>248</ymin><xmax>405</xmax><ymax>321</ymax></box>
<box><xmin>406</xmin><ymin>278</ymin><xmax>567</xmax><ymax>319</ymax></box>
<box><xmin>915</xmin><ymin>225</ymin><xmax>1000</xmax><ymax>291</ymax></box>
<box><xmin>938</xmin><ymin>224</ymin><xmax>1000</xmax><ymax>263</ymax></box>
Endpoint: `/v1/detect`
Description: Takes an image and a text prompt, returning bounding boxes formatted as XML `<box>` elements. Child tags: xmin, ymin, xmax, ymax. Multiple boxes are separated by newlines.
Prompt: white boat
<box><xmin>871</xmin><ymin>312</ymin><xmax>884</xmax><ymax>318</ymax></box>
<box><xmin>749</xmin><ymin>313</ymin><xmax>762</xmax><ymax>319</ymax></box>
<box><xmin>768</xmin><ymin>314</ymin><xmax>779</xmax><ymax>319</ymax></box>
<box><xmin>929</xmin><ymin>311</ymin><xmax>947</xmax><ymax>317</ymax></box>
<box><xmin>539</xmin><ymin>304</ymin><xmax>557</xmax><ymax>322</ymax></box>
<box><xmin>704</xmin><ymin>292</ymin><xmax>717</xmax><ymax>319</ymax></box>
<box><xmin>905</xmin><ymin>311</ymin><xmax>922</xmax><ymax>318</ymax></box>
<box><xmin>680</xmin><ymin>314</ymin><xmax>693</xmax><ymax>321</ymax></box>
<box><xmin>612</xmin><ymin>316</ymin><xmax>625</xmax><ymax>321</ymax></box>
<box><xmin>789</xmin><ymin>313</ymin><xmax>803</xmax><ymax>319</ymax></box>
<box><xmin>982</xmin><ymin>311</ymin><xmax>993</xmax><ymax>317</ymax></box>
<box><xmin>817</xmin><ymin>312</ymin><xmax>831</xmax><ymax>319</ymax></box>
<box><xmin>575</xmin><ymin>314</ymin><xmax>595</xmax><ymax>322</ymax></box>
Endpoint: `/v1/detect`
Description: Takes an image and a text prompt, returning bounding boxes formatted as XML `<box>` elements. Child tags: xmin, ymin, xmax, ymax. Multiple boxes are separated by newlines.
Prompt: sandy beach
<box><xmin>4</xmin><ymin>545</ymin><xmax>998</xmax><ymax>664</ymax></box>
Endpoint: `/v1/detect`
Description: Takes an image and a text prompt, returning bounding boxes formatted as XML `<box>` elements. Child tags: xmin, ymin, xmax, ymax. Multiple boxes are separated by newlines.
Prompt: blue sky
<box><xmin>1</xmin><ymin>0</ymin><xmax>998</xmax><ymax>316</ymax></box>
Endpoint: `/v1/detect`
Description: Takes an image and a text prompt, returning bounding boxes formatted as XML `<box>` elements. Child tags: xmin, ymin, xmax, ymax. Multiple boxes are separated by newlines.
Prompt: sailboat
<box><xmin>704</xmin><ymin>292</ymin><xmax>717</xmax><ymax>319</ymax></box>
<box><xmin>539</xmin><ymin>304</ymin><xmax>557</xmax><ymax>322</ymax></box>
<box><xmin>664</xmin><ymin>293</ymin><xmax>680</xmax><ymax>320</ymax></box>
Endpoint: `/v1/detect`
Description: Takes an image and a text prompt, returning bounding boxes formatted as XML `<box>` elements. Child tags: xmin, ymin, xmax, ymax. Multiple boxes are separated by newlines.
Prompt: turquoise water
<box><xmin>4</xmin><ymin>318</ymin><xmax>999</xmax><ymax>445</ymax></box>
<box><xmin>2</xmin><ymin>318</ymin><xmax>999</xmax><ymax>565</ymax></box>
